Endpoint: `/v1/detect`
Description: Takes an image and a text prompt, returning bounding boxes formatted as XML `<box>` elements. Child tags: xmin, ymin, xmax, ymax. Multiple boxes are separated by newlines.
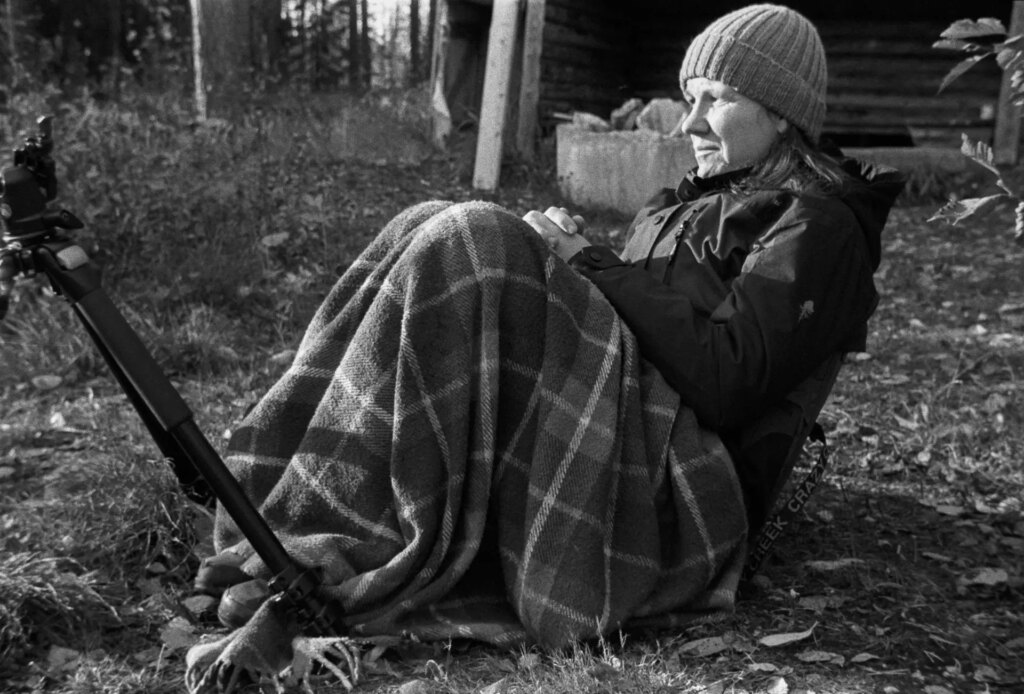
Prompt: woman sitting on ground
<box><xmin>186</xmin><ymin>4</ymin><xmax>905</xmax><ymax>692</ymax></box>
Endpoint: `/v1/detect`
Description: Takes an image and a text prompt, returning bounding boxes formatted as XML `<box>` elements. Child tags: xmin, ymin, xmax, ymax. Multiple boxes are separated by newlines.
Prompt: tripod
<box><xmin>0</xmin><ymin>116</ymin><xmax>342</xmax><ymax>634</ymax></box>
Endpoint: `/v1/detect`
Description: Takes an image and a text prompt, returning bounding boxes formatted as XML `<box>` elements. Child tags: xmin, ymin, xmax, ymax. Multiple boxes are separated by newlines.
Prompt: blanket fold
<box><xmin>185</xmin><ymin>200</ymin><xmax>747</xmax><ymax>691</ymax></box>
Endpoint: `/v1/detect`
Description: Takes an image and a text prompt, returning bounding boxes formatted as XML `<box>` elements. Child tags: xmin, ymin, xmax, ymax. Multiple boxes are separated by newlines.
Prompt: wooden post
<box><xmin>515</xmin><ymin>0</ymin><xmax>545</xmax><ymax>160</ymax></box>
<box><xmin>994</xmin><ymin>1</ymin><xmax>1024</xmax><ymax>165</ymax></box>
<box><xmin>429</xmin><ymin>0</ymin><xmax>451</xmax><ymax>148</ymax></box>
<box><xmin>473</xmin><ymin>0</ymin><xmax>522</xmax><ymax>191</ymax></box>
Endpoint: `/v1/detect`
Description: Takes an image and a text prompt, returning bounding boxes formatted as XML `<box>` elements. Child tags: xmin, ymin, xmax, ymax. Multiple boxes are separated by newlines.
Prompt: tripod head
<box><xmin>0</xmin><ymin>116</ymin><xmax>84</xmax><ymax>319</ymax></box>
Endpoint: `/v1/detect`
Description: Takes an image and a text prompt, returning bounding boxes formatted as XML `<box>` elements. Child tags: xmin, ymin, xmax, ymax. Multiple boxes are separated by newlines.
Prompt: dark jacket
<box><xmin>571</xmin><ymin>160</ymin><xmax>905</xmax><ymax>528</ymax></box>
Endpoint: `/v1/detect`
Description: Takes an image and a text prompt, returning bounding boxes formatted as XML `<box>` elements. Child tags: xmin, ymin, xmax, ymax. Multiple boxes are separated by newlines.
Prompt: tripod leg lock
<box><xmin>269</xmin><ymin>565</ymin><xmax>346</xmax><ymax>636</ymax></box>
<box><xmin>55</xmin><ymin>243</ymin><xmax>90</xmax><ymax>270</ymax></box>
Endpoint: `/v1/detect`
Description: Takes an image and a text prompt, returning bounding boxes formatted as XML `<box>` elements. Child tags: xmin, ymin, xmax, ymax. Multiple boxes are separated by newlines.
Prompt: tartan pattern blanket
<box><xmin>186</xmin><ymin>201</ymin><xmax>747</xmax><ymax>688</ymax></box>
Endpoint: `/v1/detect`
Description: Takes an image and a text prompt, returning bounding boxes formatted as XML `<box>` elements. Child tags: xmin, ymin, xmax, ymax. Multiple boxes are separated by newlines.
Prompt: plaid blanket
<box><xmin>186</xmin><ymin>201</ymin><xmax>747</xmax><ymax>689</ymax></box>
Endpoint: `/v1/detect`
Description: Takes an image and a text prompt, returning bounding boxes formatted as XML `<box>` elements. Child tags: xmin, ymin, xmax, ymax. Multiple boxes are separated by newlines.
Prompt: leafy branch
<box><xmin>931</xmin><ymin>17</ymin><xmax>1024</xmax><ymax>244</ymax></box>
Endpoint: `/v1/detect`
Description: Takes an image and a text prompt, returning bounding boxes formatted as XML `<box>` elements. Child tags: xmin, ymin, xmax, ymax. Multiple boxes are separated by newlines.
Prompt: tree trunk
<box><xmin>425</xmin><ymin>0</ymin><xmax>437</xmax><ymax>83</ymax></box>
<box><xmin>3</xmin><ymin>0</ymin><xmax>34</xmax><ymax>87</ymax></box>
<box><xmin>256</xmin><ymin>0</ymin><xmax>282</xmax><ymax>76</ymax></box>
<box><xmin>410</xmin><ymin>0</ymin><xmax>420</xmax><ymax>84</ymax></box>
<box><xmin>360</xmin><ymin>0</ymin><xmax>370</xmax><ymax>89</ymax></box>
<box><xmin>348</xmin><ymin>0</ymin><xmax>360</xmax><ymax>89</ymax></box>
<box><xmin>191</xmin><ymin>0</ymin><xmax>253</xmax><ymax>119</ymax></box>
<box><xmin>105</xmin><ymin>0</ymin><xmax>123</xmax><ymax>96</ymax></box>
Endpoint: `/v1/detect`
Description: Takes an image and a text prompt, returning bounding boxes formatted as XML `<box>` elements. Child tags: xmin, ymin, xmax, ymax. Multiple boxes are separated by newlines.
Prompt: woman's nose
<box><xmin>680</xmin><ymin>104</ymin><xmax>707</xmax><ymax>136</ymax></box>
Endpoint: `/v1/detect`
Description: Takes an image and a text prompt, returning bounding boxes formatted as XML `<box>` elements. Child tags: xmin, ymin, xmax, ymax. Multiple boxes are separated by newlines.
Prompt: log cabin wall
<box><xmin>539</xmin><ymin>0</ymin><xmax>1010</xmax><ymax>147</ymax></box>
<box><xmin>537</xmin><ymin>0</ymin><xmax>630</xmax><ymax>123</ymax></box>
<box><xmin>443</xmin><ymin>0</ymin><xmax>1013</xmax><ymax>148</ymax></box>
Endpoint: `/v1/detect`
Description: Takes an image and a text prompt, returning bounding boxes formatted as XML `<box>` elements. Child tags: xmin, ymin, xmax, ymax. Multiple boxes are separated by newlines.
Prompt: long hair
<box><xmin>735</xmin><ymin>126</ymin><xmax>851</xmax><ymax>197</ymax></box>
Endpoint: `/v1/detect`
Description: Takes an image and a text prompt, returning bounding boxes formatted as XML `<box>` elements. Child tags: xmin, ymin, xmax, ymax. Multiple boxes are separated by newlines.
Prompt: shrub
<box><xmin>932</xmin><ymin>17</ymin><xmax>1024</xmax><ymax>244</ymax></box>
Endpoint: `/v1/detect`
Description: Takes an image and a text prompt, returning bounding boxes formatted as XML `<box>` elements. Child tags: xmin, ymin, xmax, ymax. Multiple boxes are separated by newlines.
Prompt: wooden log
<box><xmin>994</xmin><ymin>1</ymin><xmax>1024</xmax><ymax>165</ymax></box>
<box><xmin>473</xmin><ymin>0</ymin><xmax>521</xmax><ymax>191</ymax></box>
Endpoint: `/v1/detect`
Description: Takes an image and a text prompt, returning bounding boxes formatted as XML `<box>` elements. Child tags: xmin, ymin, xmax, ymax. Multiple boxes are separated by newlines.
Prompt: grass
<box><xmin>1</xmin><ymin>87</ymin><xmax>1022</xmax><ymax>693</ymax></box>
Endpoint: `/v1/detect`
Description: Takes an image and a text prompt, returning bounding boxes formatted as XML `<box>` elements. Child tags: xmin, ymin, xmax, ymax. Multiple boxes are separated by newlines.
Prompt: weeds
<box><xmin>0</xmin><ymin>554</ymin><xmax>117</xmax><ymax>666</ymax></box>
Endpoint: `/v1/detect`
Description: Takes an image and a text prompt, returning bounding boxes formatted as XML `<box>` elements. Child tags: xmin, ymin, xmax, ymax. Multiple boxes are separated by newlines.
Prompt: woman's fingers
<box><xmin>544</xmin><ymin>206</ymin><xmax>585</xmax><ymax>235</ymax></box>
<box><xmin>522</xmin><ymin>208</ymin><xmax>589</xmax><ymax>260</ymax></box>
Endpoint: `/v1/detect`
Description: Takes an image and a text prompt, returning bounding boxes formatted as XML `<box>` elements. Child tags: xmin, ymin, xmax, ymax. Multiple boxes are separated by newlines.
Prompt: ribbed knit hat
<box><xmin>679</xmin><ymin>4</ymin><xmax>827</xmax><ymax>143</ymax></box>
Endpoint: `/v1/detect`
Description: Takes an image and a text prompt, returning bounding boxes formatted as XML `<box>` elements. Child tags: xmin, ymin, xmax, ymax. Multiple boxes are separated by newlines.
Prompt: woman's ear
<box><xmin>774</xmin><ymin>116</ymin><xmax>790</xmax><ymax>135</ymax></box>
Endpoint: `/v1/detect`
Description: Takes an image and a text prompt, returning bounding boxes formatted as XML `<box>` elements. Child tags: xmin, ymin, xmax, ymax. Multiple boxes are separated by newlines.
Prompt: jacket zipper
<box><xmin>663</xmin><ymin>220</ymin><xmax>688</xmax><ymax>284</ymax></box>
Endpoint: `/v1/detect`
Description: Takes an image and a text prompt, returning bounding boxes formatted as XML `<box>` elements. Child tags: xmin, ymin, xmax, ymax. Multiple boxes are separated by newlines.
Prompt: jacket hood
<box><xmin>837</xmin><ymin>158</ymin><xmax>907</xmax><ymax>270</ymax></box>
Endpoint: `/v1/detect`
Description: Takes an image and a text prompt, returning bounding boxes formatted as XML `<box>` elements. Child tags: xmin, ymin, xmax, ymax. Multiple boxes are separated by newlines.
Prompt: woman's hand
<box><xmin>522</xmin><ymin>206</ymin><xmax>591</xmax><ymax>262</ymax></box>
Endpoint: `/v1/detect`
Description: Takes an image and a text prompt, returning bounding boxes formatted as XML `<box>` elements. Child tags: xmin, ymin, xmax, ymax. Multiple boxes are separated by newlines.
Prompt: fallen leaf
<box><xmin>922</xmin><ymin>552</ymin><xmax>953</xmax><ymax>562</ymax></box>
<box><xmin>261</xmin><ymin>231</ymin><xmax>290</xmax><ymax>247</ymax></box>
<box><xmin>130</xmin><ymin>647</ymin><xmax>162</xmax><ymax>664</ymax></box>
<box><xmin>894</xmin><ymin>414</ymin><xmax>919</xmax><ymax>430</ymax></box>
<box><xmin>31</xmin><ymin>374</ymin><xmax>63</xmax><ymax>391</ymax></box>
<box><xmin>746</xmin><ymin>662</ymin><xmax>779</xmax><ymax>673</ymax></box>
<box><xmin>973</xmin><ymin>664</ymin><xmax>1001</xmax><ymax>683</ymax></box>
<box><xmin>586</xmin><ymin>662</ymin><xmax>619</xmax><ymax>681</ymax></box>
<box><xmin>798</xmin><ymin>595</ymin><xmax>847</xmax><ymax>611</ymax></box>
<box><xmin>758</xmin><ymin>624</ymin><xmax>816</xmax><ymax>648</ymax></box>
<box><xmin>159</xmin><ymin>617</ymin><xmax>199</xmax><ymax>651</ymax></box>
<box><xmin>397</xmin><ymin>680</ymin><xmax>432</xmax><ymax>694</ymax></box>
<box><xmin>679</xmin><ymin>635</ymin><xmax>732</xmax><ymax>657</ymax></box>
<box><xmin>270</xmin><ymin>349</ymin><xmax>297</xmax><ymax>365</ymax></box>
<box><xmin>850</xmin><ymin>652</ymin><xmax>879</xmax><ymax>663</ymax></box>
<box><xmin>958</xmin><ymin>567</ymin><xmax>1009</xmax><ymax>586</ymax></box>
<box><xmin>46</xmin><ymin>645</ymin><xmax>81</xmax><ymax>673</ymax></box>
<box><xmin>765</xmin><ymin>676</ymin><xmax>789</xmax><ymax>694</ymax></box>
<box><xmin>518</xmin><ymin>652</ymin><xmax>541</xmax><ymax>670</ymax></box>
<box><xmin>797</xmin><ymin>650</ymin><xmax>845</xmax><ymax>666</ymax></box>
<box><xmin>935</xmin><ymin>505</ymin><xmax>965</xmax><ymax>517</ymax></box>
<box><xmin>923</xmin><ymin>686</ymin><xmax>956</xmax><ymax>694</ymax></box>
<box><xmin>182</xmin><ymin>594</ymin><xmax>217</xmax><ymax>616</ymax></box>
<box><xmin>804</xmin><ymin>558</ymin><xmax>865</xmax><ymax>571</ymax></box>
<box><xmin>479</xmin><ymin>677</ymin><xmax>508</xmax><ymax>694</ymax></box>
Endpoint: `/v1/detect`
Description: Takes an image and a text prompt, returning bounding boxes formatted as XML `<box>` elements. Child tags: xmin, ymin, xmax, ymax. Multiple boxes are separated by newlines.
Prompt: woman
<box><xmin>186</xmin><ymin>4</ymin><xmax>904</xmax><ymax>691</ymax></box>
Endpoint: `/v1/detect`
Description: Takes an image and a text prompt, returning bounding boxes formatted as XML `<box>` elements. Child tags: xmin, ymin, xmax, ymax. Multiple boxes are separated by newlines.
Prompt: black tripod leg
<box><xmin>33</xmin><ymin>243</ymin><xmax>343</xmax><ymax>633</ymax></box>
<box><xmin>72</xmin><ymin>304</ymin><xmax>213</xmax><ymax>504</ymax></box>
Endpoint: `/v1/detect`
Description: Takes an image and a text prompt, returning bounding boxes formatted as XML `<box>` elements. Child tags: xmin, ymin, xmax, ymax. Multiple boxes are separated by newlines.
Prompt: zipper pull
<box><xmin>663</xmin><ymin>221</ymin><xmax>688</xmax><ymax>283</ymax></box>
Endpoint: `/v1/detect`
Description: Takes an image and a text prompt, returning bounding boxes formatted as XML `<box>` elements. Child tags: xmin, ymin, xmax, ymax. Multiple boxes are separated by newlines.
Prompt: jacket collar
<box><xmin>675</xmin><ymin>167</ymin><xmax>753</xmax><ymax>201</ymax></box>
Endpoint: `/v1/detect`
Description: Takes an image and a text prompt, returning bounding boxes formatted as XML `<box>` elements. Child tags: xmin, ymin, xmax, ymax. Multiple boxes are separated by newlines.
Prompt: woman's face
<box><xmin>681</xmin><ymin>77</ymin><xmax>788</xmax><ymax>178</ymax></box>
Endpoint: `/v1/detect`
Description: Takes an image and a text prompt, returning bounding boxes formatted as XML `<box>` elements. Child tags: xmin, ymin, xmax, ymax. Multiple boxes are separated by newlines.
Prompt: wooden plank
<box><xmin>994</xmin><ymin>1</ymin><xmax>1024</xmax><ymax>165</ymax></box>
<box><xmin>515</xmin><ymin>0</ymin><xmax>545</xmax><ymax>158</ymax></box>
<box><xmin>473</xmin><ymin>0</ymin><xmax>522</xmax><ymax>191</ymax></box>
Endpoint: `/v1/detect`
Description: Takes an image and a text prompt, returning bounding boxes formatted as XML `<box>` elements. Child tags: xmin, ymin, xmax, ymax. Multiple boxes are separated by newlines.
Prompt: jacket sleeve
<box><xmin>572</xmin><ymin>200</ymin><xmax>877</xmax><ymax>431</ymax></box>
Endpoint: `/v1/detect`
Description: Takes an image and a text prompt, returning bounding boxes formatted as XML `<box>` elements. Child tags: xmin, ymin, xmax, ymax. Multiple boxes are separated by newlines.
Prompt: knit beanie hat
<box><xmin>679</xmin><ymin>4</ymin><xmax>827</xmax><ymax>143</ymax></box>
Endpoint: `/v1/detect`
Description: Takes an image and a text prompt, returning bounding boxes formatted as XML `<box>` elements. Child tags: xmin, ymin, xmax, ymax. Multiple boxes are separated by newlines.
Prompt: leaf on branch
<box><xmin>1001</xmin><ymin>34</ymin><xmax>1024</xmax><ymax>51</ymax></box>
<box><xmin>929</xmin><ymin>195</ymin><xmax>1008</xmax><ymax>226</ymax></box>
<box><xmin>961</xmin><ymin>134</ymin><xmax>1000</xmax><ymax>174</ymax></box>
<box><xmin>939</xmin><ymin>55</ymin><xmax>988</xmax><ymax>92</ymax></box>
<box><xmin>939</xmin><ymin>18</ymin><xmax>1006</xmax><ymax>42</ymax></box>
<box><xmin>933</xmin><ymin>38</ymin><xmax>974</xmax><ymax>52</ymax></box>
<box><xmin>996</xmin><ymin>47</ymin><xmax>1024</xmax><ymax>70</ymax></box>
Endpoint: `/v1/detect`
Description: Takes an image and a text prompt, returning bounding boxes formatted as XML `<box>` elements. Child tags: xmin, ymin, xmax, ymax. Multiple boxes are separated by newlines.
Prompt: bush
<box><xmin>932</xmin><ymin>17</ymin><xmax>1024</xmax><ymax>243</ymax></box>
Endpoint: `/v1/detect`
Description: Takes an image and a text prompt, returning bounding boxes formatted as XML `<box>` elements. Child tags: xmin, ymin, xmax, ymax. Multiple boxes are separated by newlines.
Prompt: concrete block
<box><xmin>556</xmin><ymin>124</ymin><xmax>695</xmax><ymax>214</ymax></box>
